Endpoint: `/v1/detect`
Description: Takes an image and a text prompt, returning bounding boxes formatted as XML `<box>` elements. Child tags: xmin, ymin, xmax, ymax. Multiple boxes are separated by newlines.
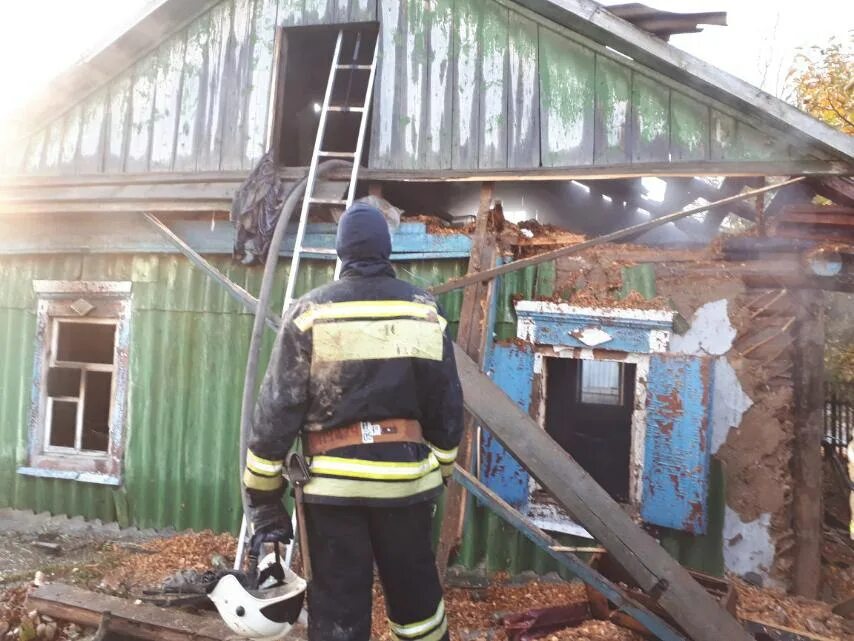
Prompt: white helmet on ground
<box><xmin>209</xmin><ymin>551</ymin><xmax>306</xmax><ymax>641</ymax></box>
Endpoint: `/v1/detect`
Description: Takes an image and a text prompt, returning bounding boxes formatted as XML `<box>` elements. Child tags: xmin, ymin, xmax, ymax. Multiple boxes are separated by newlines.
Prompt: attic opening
<box><xmin>272</xmin><ymin>24</ymin><xmax>378</xmax><ymax>168</ymax></box>
<box><xmin>545</xmin><ymin>358</ymin><xmax>636</xmax><ymax>503</ymax></box>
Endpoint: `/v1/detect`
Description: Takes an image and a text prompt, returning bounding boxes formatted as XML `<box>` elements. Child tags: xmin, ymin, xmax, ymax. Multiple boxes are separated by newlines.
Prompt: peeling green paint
<box><xmin>670</xmin><ymin>91</ymin><xmax>708</xmax><ymax>161</ymax></box>
<box><xmin>632</xmin><ymin>72</ymin><xmax>669</xmax><ymax>162</ymax></box>
<box><xmin>594</xmin><ymin>55</ymin><xmax>630</xmax><ymax>164</ymax></box>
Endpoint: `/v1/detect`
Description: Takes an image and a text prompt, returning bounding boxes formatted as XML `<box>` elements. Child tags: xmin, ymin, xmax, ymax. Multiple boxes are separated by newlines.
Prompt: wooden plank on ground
<box><xmin>452</xmin><ymin>344</ymin><xmax>754</xmax><ymax>641</ymax></box>
<box><xmin>29</xmin><ymin>583</ymin><xmax>232</xmax><ymax>641</ymax></box>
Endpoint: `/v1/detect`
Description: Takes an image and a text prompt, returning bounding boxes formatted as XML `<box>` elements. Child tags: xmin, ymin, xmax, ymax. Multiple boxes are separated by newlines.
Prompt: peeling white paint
<box><xmin>723</xmin><ymin>507</ymin><xmax>776</xmax><ymax>585</ymax></box>
<box><xmin>669</xmin><ymin>299</ymin><xmax>735</xmax><ymax>356</ymax></box>
<box><xmin>571</xmin><ymin>327</ymin><xmax>612</xmax><ymax>346</ymax></box>
<box><xmin>516</xmin><ymin>300</ymin><xmax>673</xmax><ymax>323</ymax></box>
<box><xmin>648</xmin><ymin>329</ymin><xmax>670</xmax><ymax>353</ymax></box>
<box><xmin>710</xmin><ymin>357</ymin><xmax>753</xmax><ymax>454</ymax></box>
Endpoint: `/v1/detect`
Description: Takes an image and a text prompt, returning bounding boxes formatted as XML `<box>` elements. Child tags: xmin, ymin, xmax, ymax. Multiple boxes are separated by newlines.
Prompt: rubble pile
<box><xmin>0</xmin><ymin>586</ymin><xmax>87</xmax><ymax>641</ymax></box>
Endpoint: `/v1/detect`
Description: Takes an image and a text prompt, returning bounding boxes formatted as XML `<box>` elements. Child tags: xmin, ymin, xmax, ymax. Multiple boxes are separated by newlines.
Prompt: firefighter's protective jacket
<box><xmin>244</xmin><ymin>204</ymin><xmax>464</xmax><ymax>507</ymax></box>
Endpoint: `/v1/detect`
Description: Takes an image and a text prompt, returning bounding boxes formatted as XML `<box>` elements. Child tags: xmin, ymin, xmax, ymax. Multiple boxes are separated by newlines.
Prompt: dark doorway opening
<box><xmin>272</xmin><ymin>24</ymin><xmax>378</xmax><ymax>167</ymax></box>
<box><xmin>545</xmin><ymin>358</ymin><xmax>636</xmax><ymax>502</ymax></box>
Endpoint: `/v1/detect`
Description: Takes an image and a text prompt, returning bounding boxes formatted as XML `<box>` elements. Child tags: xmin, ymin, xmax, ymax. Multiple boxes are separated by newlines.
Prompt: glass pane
<box><xmin>49</xmin><ymin>399</ymin><xmax>78</xmax><ymax>447</ymax></box>
<box><xmin>47</xmin><ymin>367</ymin><xmax>81</xmax><ymax>398</ymax></box>
<box><xmin>82</xmin><ymin>371</ymin><xmax>112</xmax><ymax>452</ymax></box>
<box><xmin>579</xmin><ymin>361</ymin><xmax>622</xmax><ymax>405</ymax></box>
<box><xmin>55</xmin><ymin>322</ymin><xmax>116</xmax><ymax>364</ymax></box>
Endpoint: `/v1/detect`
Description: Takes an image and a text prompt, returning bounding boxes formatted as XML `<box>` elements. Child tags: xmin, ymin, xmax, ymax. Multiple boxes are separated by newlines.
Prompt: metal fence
<box><xmin>825</xmin><ymin>381</ymin><xmax>854</xmax><ymax>459</ymax></box>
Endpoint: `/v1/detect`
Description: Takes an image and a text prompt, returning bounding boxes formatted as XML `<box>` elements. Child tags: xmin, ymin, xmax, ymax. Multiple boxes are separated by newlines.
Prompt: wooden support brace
<box><xmin>436</xmin><ymin>182</ymin><xmax>497</xmax><ymax>577</ymax></box>
<box><xmin>791</xmin><ymin>289</ymin><xmax>825</xmax><ymax>598</ymax></box>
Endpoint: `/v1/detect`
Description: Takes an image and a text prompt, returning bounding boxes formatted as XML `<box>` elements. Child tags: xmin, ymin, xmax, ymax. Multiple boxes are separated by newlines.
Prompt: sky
<box><xmin>0</xmin><ymin>0</ymin><xmax>851</xmax><ymax>137</ymax></box>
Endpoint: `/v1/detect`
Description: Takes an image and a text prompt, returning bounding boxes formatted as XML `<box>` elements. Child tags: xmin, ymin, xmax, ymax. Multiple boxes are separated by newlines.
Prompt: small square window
<box><xmin>578</xmin><ymin>360</ymin><xmax>624</xmax><ymax>405</ymax></box>
<box><xmin>20</xmin><ymin>281</ymin><xmax>131</xmax><ymax>486</ymax></box>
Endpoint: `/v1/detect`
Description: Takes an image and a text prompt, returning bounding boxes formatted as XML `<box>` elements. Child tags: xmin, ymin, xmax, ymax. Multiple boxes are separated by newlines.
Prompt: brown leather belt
<box><xmin>304</xmin><ymin>419</ymin><xmax>422</xmax><ymax>456</ymax></box>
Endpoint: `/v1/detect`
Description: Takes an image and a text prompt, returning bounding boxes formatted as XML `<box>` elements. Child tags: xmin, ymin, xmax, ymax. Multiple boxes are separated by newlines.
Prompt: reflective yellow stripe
<box><xmin>243</xmin><ymin>468</ymin><xmax>284</xmax><ymax>491</ymax></box>
<box><xmin>246</xmin><ymin>450</ymin><xmax>283</xmax><ymax>475</ymax></box>
<box><xmin>390</xmin><ymin>601</ymin><xmax>445</xmax><ymax>639</ymax></box>
<box><xmin>313</xmin><ymin>318</ymin><xmax>444</xmax><ymax>362</ymax></box>
<box><xmin>304</xmin><ymin>469</ymin><xmax>443</xmax><ymax>500</ymax></box>
<box><xmin>294</xmin><ymin>300</ymin><xmax>446</xmax><ymax>332</ymax></box>
<box><xmin>310</xmin><ymin>455</ymin><xmax>439</xmax><ymax>480</ymax></box>
<box><xmin>426</xmin><ymin>442</ymin><xmax>458</xmax><ymax>464</ymax></box>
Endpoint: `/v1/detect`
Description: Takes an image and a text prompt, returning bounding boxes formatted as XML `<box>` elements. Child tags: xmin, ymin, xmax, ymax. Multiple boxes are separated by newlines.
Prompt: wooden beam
<box><xmin>436</xmin><ymin>183</ymin><xmax>497</xmax><ymax>577</ymax></box>
<box><xmin>809</xmin><ymin>176</ymin><xmax>854</xmax><ymax>208</ymax></box>
<box><xmin>29</xmin><ymin>583</ymin><xmax>233</xmax><ymax>641</ymax></box>
<box><xmin>453</xmin><ymin>466</ymin><xmax>687</xmax><ymax>641</ymax></box>
<box><xmin>791</xmin><ymin>289</ymin><xmax>825</xmax><ymax>598</ymax></box>
<box><xmin>431</xmin><ymin>177</ymin><xmax>806</xmax><ymax>296</ymax></box>
<box><xmin>452</xmin><ymin>344</ymin><xmax>754</xmax><ymax>641</ymax></box>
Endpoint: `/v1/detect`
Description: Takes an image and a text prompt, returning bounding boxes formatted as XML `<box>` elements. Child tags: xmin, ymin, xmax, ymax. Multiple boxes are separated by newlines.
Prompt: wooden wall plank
<box><xmin>58</xmin><ymin>107</ymin><xmax>82</xmax><ymax>173</ymax></box>
<box><xmin>670</xmin><ymin>90</ymin><xmax>709</xmax><ymax>162</ymax></box>
<box><xmin>150</xmin><ymin>34</ymin><xmax>187</xmax><ymax>171</ymax></box>
<box><xmin>23</xmin><ymin>130</ymin><xmax>47</xmax><ymax>174</ymax></box>
<box><xmin>507</xmin><ymin>11</ymin><xmax>540</xmax><ymax>169</ymax></box>
<box><xmin>452</xmin><ymin>0</ymin><xmax>483</xmax><ymax>169</ymax></box>
<box><xmin>41</xmin><ymin>120</ymin><xmax>64</xmax><ymax>174</ymax></box>
<box><xmin>220</xmin><ymin>0</ymin><xmax>255</xmax><ymax>170</ymax></box>
<box><xmin>175</xmin><ymin>14</ymin><xmax>211</xmax><ymax>171</ymax></box>
<box><xmin>631</xmin><ymin>71</ymin><xmax>669</xmax><ymax>163</ymax></box>
<box><xmin>594</xmin><ymin>54</ymin><xmax>631</xmax><ymax>165</ymax></box>
<box><xmin>371</xmin><ymin>0</ymin><xmax>404</xmax><ymax>168</ymax></box>
<box><xmin>126</xmin><ymin>58</ymin><xmax>157</xmax><ymax>173</ymax></box>
<box><xmin>478</xmin><ymin>1</ymin><xmax>509</xmax><ymax>169</ymax></box>
<box><xmin>104</xmin><ymin>76</ymin><xmax>132</xmax><ymax>173</ymax></box>
<box><xmin>303</xmin><ymin>0</ymin><xmax>333</xmax><ymax>25</ymax></box>
<box><xmin>348</xmin><ymin>0</ymin><xmax>375</xmax><ymax>22</ymax></box>
<box><xmin>198</xmin><ymin>1</ymin><xmax>233</xmax><ymax>170</ymax></box>
<box><xmin>277</xmin><ymin>0</ymin><xmax>305</xmax><ymax>26</ymax></box>
<box><xmin>243</xmin><ymin>0</ymin><xmax>279</xmax><ymax>168</ymax></box>
<box><xmin>77</xmin><ymin>92</ymin><xmax>107</xmax><ymax>174</ymax></box>
<box><xmin>538</xmin><ymin>26</ymin><xmax>595</xmax><ymax>167</ymax></box>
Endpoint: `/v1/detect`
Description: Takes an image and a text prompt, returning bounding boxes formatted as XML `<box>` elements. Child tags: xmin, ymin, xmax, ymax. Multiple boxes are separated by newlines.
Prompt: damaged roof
<box><xmin>607</xmin><ymin>3</ymin><xmax>727</xmax><ymax>40</ymax></box>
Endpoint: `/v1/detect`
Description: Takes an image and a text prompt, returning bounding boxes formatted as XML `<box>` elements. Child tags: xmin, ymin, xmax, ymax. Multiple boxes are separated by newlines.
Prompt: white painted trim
<box><xmin>33</xmin><ymin>280</ymin><xmax>132</xmax><ymax>295</ymax></box>
<box><xmin>515</xmin><ymin>300</ymin><xmax>674</xmax><ymax>323</ymax></box>
<box><xmin>17</xmin><ymin>466</ymin><xmax>121</xmax><ymax>486</ymax></box>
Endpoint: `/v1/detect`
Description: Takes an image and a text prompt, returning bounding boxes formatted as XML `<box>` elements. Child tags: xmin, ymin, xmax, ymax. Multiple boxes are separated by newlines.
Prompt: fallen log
<box><xmin>28</xmin><ymin>583</ymin><xmax>233</xmax><ymax>641</ymax></box>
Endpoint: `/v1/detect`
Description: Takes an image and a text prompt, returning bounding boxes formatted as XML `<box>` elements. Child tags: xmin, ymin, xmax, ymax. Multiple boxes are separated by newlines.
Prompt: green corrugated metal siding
<box><xmin>0</xmin><ymin>254</ymin><xmax>465</xmax><ymax>532</ymax></box>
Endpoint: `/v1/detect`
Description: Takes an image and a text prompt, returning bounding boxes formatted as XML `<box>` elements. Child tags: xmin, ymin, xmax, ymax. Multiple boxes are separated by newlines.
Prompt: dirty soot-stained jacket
<box><xmin>244</xmin><ymin>262</ymin><xmax>464</xmax><ymax>507</ymax></box>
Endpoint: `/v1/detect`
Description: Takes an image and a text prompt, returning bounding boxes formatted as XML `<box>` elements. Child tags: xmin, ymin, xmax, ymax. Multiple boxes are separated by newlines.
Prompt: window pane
<box><xmin>55</xmin><ymin>322</ymin><xmax>116</xmax><ymax>364</ymax></box>
<box><xmin>49</xmin><ymin>400</ymin><xmax>78</xmax><ymax>447</ymax></box>
<box><xmin>579</xmin><ymin>361</ymin><xmax>622</xmax><ymax>405</ymax></box>
<box><xmin>82</xmin><ymin>371</ymin><xmax>112</xmax><ymax>452</ymax></box>
<box><xmin>47</xmin><ymin>367</ymin><xmax>81</xmax><ymax>398</ymax></box>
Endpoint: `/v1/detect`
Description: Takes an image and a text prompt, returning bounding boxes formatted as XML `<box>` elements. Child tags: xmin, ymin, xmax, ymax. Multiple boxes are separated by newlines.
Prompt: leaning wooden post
<box><xmin>792</xmin><ymin>288</ymin><xmax>825</xmax><ymax>597</ymax></box>
<box><xmin>436</xmin><ymin>182</ymin><xmax>497</xmax><ymax>577</ymax></box>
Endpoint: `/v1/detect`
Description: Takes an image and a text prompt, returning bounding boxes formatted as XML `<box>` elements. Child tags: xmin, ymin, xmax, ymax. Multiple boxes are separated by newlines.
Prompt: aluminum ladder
<box><xmin>283</xmin><ymin>27</ymin><xmax>380</xmax><ymax>305</ymax></box>
<box><xmin>235</xmin><ymin>26</ymin><xmax>379</xmax><ymax>572</ymax></box>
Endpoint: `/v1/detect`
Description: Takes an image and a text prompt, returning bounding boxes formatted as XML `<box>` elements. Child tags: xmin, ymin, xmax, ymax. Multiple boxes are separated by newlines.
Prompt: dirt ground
<box><xmin>3</xmin><ymin>529</ymin><xmax>853</xmax><ymax>641</ymax></box>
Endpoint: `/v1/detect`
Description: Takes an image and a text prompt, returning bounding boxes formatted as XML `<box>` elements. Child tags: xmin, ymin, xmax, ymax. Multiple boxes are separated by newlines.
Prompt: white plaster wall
<box><xmin>723</xmin><ymin>507</ymin><xmax>778</xmax><ymax>587</ymax></box>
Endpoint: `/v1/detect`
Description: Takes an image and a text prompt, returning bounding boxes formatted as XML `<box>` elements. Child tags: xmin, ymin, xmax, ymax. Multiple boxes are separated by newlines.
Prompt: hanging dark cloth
<box><xmin>230</xmin><ymin>152</ymin><xmax>287</xmax><ymax>264</ymax></box>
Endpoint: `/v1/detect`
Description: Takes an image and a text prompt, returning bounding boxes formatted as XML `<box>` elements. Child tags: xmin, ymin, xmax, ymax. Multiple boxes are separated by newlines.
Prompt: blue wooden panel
<box><xmin>480</xmin><ymin>343</ymin><xmax>533</xmax><ymax>508</ymax></box>
<box><xmin>517</xmin><ymin>312</ymin><xmax>670</xmax><ymax>353</ymax></box>
<box><xmin>641</xmin><ymin>354</ymin><xmax>713</xmax><ymax>534</ymax></box>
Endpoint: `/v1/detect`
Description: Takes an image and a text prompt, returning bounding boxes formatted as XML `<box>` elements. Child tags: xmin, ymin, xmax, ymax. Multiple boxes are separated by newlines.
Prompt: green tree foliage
<box><xmin>788</xmin><ymin>33</ymin><xmax>854</xmax><ymax>134</ymax></box>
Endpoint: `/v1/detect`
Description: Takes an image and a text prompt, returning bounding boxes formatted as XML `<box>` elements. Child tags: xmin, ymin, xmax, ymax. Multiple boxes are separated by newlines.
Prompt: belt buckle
<box><xmin>360</xmin><ymin>421</ymin><xmax>382</xmax><ymax>444</ymax></box>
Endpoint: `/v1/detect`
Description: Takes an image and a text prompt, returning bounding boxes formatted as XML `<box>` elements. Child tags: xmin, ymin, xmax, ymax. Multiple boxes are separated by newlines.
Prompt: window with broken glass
<box><xmin>19</xmin><ymin>281</ymin><xmax>131</xmax><ymax>485</ymax></box>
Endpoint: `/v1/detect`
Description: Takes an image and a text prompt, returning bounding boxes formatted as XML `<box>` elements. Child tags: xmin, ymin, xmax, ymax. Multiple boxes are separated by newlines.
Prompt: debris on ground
<box><xmin>734</xmin><ymin>577</ymin><xmax>853</xmax><ymax>639</ymax></box>
<box><xmin>98</xmin><ymin>531</ymin><xmax>236</xmax><ymax>594</ymax></box>
<box><xmin>0</xmin><ymin>585</ymin><xmax>91</xmax><ymax>641</ymax></box>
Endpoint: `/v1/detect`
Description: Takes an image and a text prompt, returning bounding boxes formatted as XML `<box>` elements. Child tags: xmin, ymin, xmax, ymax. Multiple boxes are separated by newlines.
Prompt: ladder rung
<box><xmin>318</xmin><ymin>151</ymin><xmax>356</xmax><ymax>158</ymax></box>
<box><xmin>298</xmin><ymin>247</ymin><xmax>338</xmax><ymax>255</ymax></box>
<box><xmin>327</xmin><ymin>105</ymin><xmax>365</xmax><ymax>113</ymax></box>
<box><xmin>309</xmin><ymin>197</ymin><xmax>348</xmax><ymax>206</ymax></box>
<box><xmin>337</xmin><ymin>64</ymin><xmax>373</xmax><ymax>70</ymax></box>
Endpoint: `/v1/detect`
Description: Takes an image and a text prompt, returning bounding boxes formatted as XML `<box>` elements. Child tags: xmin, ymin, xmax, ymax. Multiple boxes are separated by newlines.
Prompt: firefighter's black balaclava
<box><xmin>336</xmin><ymin>202</ymin><xmax>394</xmax><ymax>277</ymax></box>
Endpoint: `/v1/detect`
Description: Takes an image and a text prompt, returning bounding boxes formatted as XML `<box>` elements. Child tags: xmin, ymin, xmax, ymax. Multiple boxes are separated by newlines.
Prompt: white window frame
<box><xmin>19</xmin><ymin>281</ymin><xmax>132</xmax><ymax>485</ymax></box>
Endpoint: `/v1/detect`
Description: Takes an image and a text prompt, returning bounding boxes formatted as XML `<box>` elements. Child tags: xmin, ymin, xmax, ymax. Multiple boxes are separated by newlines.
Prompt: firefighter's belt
<box><xmin>304</xmin><ymin>419</ymin><xmax>422</xmax><ymax>455</ymax></box>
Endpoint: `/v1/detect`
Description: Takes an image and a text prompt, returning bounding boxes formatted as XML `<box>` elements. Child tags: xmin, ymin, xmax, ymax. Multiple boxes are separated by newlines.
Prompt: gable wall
<box><xmin>6</xmin><ymin>0</ymin><xmax>819</xmax><ymax>177</ymax></box>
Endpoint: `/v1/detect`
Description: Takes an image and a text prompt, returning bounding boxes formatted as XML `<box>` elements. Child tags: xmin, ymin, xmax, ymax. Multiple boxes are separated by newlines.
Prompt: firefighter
<box><xmin>243</xmin><ymin>201</ymin><xmax>464</xmax><ymax>641</ymax></box>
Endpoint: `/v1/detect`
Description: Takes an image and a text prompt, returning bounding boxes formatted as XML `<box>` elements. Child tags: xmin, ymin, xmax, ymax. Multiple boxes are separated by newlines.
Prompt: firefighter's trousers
<box><xmin>305</xmin><ymin>501</ymin><xmax>448</xmax><ymax>641</ymax></box>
